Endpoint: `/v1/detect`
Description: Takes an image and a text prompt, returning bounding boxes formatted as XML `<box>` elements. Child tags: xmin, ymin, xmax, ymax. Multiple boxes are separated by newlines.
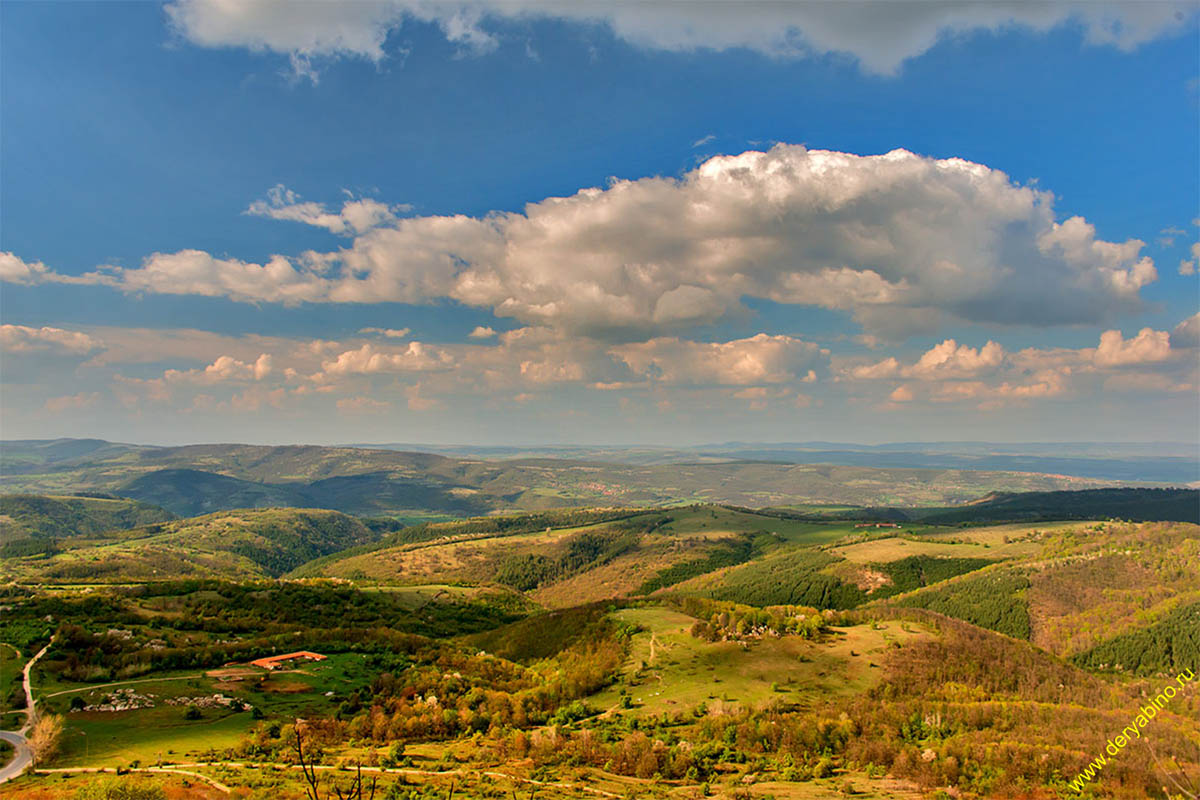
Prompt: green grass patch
<box><xmin>57</xmin><ymin>707</ymin><xmax>254</xmax><ymax>767</ymax></box>
<box><xmin>589</xmin><ymin>607</ymin><xmax>925</xmax><ymax>718</ymax></box>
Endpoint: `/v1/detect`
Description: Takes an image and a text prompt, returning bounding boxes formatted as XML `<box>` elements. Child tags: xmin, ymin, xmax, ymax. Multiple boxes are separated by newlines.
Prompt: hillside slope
<box><xmin>0</xmin><ymin>493</ymin><xmax>176</xmax><ymax>543</ymax></box>
<box><xmin>912</xmin><ymin>487</ymin><xmax>1199</xmax><ymax>523</ymax></box>
<box><xmin>0</xmin><ymin>507</ymin><xmax>384</xmax><ymax>581</ymax></box>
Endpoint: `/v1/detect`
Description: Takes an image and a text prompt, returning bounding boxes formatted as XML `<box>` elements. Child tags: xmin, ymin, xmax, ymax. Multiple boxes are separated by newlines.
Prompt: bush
<box><xmin>74</xmin><ymin>777</ymin><xmax>166</xmax><ymax>800</ymax></box>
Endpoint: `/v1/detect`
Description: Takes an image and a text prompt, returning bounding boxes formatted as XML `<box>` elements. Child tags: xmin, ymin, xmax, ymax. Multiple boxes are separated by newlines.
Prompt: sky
<box><xmin>1</xmin><ymin>0</ymin><xmax>1198</xmax><ymax>446</ymax></box>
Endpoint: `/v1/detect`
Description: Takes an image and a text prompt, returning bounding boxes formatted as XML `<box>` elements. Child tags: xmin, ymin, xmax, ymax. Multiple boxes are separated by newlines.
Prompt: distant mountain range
<box><xmin>0</xmin><ymin>437</ymin><xmax>1189</xmax><ymax>519</ymax></box>
<box><xmin>343</xmin><ymin>440</ymin><xmax>1199</xmax><ymax>482</ymax></box>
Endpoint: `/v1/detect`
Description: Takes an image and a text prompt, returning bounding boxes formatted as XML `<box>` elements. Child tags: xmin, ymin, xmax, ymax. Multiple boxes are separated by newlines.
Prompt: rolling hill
<box><xmin>910</xmin><ymin>487</ymin><xmax>1200</xmax><ymax>524</ymax></box>
<box><xmin>0</xmin><ymin>493</ymin><xmax>176</xmax><ymax>552</ymax></box>
<box><xmin>0</xmin><ymin>507</ymin><xmax>386</xmax><ymax>582</ymax></box>
<box><xmin>0</xmin><ymin>438</ymin><xmax>1164</xmax><ymax>518</ymax></box>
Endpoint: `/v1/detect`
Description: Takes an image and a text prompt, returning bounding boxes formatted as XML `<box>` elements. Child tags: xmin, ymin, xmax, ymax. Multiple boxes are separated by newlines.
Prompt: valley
<box><xmin>1</xmin><ymin>473</ymin><xmax>1197</xmax><ymax>799</ymax></box>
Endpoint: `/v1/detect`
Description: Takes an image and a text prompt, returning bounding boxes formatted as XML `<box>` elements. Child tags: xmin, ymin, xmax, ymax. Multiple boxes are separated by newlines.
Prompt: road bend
<box><xmin>0</xmin><ymin>639</ymin><xmax>53</xmax><ymax>784</ymax></box>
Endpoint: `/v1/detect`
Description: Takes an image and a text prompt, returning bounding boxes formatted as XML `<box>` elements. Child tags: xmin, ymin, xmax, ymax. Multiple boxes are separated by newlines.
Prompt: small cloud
<box><xmin>360</xmin><ymin>327</ymin><xmax>411</xmax><ymax>338</ymax></box>
<box><xmin>1</xmin><ymin>324</ymin><xmax>101</xmax><ymax>355</ymax></box>
<box><xmin>692</xmin><ymin>134</ymin><xmax>716</xmax><ymax>148</ymax></box>
<box><xmin>1171</xmin><ymin>313</ymin><xmax>1200</xmax><ymax>348</ymax></box>
<box><xmin>468</xmin><ymin>325</ymin><xmax>497</xmax><ymax>339</ymax></box>
<box><xmin>889</xmin><ymin>385</ymin><xmax>914</xmax><ymax>403</ymax></box>
<box><xmin>1181</xmin><ymin>243</ymin><xmax>1200</xmax><ymax>274</ymax></box>
<box><xmin>45</xmin><ymin>392</ymin><xmax>100</xmax><ymax>413</ymax></box>
<box><xmin>405</xmin><ymin>383</ymin><xmax>440</xmax><ymax>411</ymax></box>
<box><xmin>1159</xmin><ymin>226</ymin><xmax>1186</xmax><ymax>247</ymax></box>
<box><xmin>246</xmin><ymin>184</ymin><xmax>403</xmax><ymax>235</ymax></box>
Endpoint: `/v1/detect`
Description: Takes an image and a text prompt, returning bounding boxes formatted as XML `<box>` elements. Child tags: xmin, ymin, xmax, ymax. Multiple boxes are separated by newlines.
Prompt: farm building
<box><xmin>250</xmin><ymin>651</ymin><xmax>327</xmax><ymax>670</ymax></box>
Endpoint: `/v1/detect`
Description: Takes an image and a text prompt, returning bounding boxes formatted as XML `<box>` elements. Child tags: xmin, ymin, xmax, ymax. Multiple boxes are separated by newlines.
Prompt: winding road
<box><xmin>0</xmin><ymin>640</ymin><xmax>52</xmax><ymax>784</ymax></box>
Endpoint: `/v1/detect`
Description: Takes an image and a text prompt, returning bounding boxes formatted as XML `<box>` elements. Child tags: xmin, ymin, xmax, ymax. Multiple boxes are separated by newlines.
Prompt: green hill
<box><xmin>117</xmin><ymin>468</ymin><xmax>313</xmax><ymax>516</ymax></box>
<box><xmin>1</xmin><ymin>507</ymin><xmax>385</xmax><ymax>582</ymax></box>
<box><xmin>911</xmin><ymin>487</ymin><xmax>1199</xmax><ymax>524</ymax></box>
<box><xmin>0</xmin><ymin>493</ymin><xmax>176</xmax><ymax>545</ymax></box>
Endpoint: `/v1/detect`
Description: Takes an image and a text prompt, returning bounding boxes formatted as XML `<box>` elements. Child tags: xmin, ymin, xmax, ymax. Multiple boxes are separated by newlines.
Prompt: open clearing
<box><xmin>829</xmin><ymin>531</ymin><xmax>1033</xmax><ymax>563</ymax></box>
<box><xmin>41</xmin><ymin>652</ymin><xmax>376</xmax><ymax>768</ymax></box>
<box><xmin>589</xmin><ymin>607</ymin><xmax>928</xmax><ymax>718</ymax></box>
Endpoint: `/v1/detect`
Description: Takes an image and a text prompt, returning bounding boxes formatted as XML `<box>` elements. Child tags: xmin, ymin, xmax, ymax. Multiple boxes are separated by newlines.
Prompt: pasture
<box><xmin>588</xmin><ymin>607</ymin><xmax>928</xmax><ymax>718</ymax></box>
<box><xmin>830</xmin><ymin>533</ymin><xmax>1018</xmax><ymax>563</ymax></box>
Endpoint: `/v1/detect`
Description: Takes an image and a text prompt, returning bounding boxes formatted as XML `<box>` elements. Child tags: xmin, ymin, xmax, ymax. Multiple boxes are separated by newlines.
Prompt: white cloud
<box><xmin>1092</xmin><ymin>327</ymin><xmax>1171</xmax><ymax>367</ymax></box>
<box><xmin>906</xmin><ymin>339</ymin><xmax>1006</xmax><ymax>379</ymax></box>
<box><xmin>468</xmin><ymin>325</ymin><xmax>497</xmax><ymax>339</ymax></box>
<box><xmin>1171</xmin><ymin>313</ymin><xmax>1200</xmax><ymax>349</ymax></box>
<box><xmin>21</xmin><ymin>147</ymin><xmax>1161</xmax><ymax>341</ymax></box>
<box><xmin>318</xmin><ymin>342</ymin><xmax>453</xmax><ymax>377</ymax></box>
<box><xmin>359</xmin><ymin>327</ymin><xmax>411</xmax><ymax>338</ymax></box>
<box><xmin>1</xmin><ymin>253</ymin><xmax>55</xmax><ymax>285</ymax></box>
<box><xmin>847</xmin><ymin>339</ymin><xmax>1005</xmax><ymax>380</ymax></box>
<box><xmin>612</xmin><ymin>333</ymin><xmax>824</xmax><ymax>386</ymax></box>
<box><xmin>45</xmin><ymin>392</ymin><xmax>100</xmax><ymax>413</ymax></box>
<box><xmin>0</xmin><ymin>252</ymin><xmax>95</xmax><ymax>287</ymax></box>
<box><xmin>246</xmin><ymin>185</ymin><xmax>406</xmax><ymax>235</ymax></box>
<box><xmin>165</xmin><ymin>1</ymin><xmax>1195</xmax><ymax>76</ymax></box>
<box><xmin>0</xmin><ymin>324</ymin><xmax>101</xmax><ymax>355</ymax></box>
<box><xmin>162</xmin><ymin>353</ymin><xmax>274</xmax><ymax>384</ymax></box>
<box><xmin>405</xmin><ymin>382</ymin><xmax>441</xmax><ymax>411</ymax></box>
<box><xmin>1159</xmin><ymin>225</ymin><xmax>1187</xmax><ymax>247</ymax></box>
<box><xmin>842</xmin><ymin>324</ymin><xmax>1194</xmax><ymax>410</ymax></box>
<box><xmin>83</xmin><ymin>250</ymin><xmax>336</xmax><ymax>305</ymax></box>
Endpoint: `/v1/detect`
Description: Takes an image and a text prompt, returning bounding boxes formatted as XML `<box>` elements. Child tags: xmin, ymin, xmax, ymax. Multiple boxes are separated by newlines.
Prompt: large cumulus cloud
<box><xmin>9</xmin><ymin>147</ymin><xmax>1159</xmax><ymax>341</ymax></box>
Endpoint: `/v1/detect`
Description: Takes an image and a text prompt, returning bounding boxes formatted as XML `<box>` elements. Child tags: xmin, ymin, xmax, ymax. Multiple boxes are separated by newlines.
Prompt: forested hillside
<box><xmin>0</xmin><ymin>493</ymin><xmax>175</xmax><ymax>543</ymax></box>
<box><xmin>0</xmin><ymin>507</ymin><xmax>387</xmax><ymax>581</ymax></box>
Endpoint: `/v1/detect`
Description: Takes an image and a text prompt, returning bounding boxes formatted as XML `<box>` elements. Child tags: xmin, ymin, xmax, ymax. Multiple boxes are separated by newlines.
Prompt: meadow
<box><xmin>2</xmin><ymin>494</ymin><xmax>1198</xmax><ymax>799</ymax></box>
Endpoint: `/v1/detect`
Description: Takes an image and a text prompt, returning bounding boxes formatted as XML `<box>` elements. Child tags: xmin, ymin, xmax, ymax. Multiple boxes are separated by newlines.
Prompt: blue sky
<box><xmin>2</xmin><ymin>1</ymin><xmax>1198</xmax><ymax>445</ymax></box>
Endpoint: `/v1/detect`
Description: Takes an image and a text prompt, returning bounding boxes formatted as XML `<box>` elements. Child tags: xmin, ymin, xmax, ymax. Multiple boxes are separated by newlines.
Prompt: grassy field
<box><xmin>314</xmin><ymin>505</ymin><xmax>855</xmax><ymax>594</ymax></box>
<box><xmin>54</xmin><ymin>707</ymin><xmax>253</xmax><ymax>768</ymax></box>
<box><xmin>830</xmin><ymin>535</ymin><xmax>1008</xmax><ymax>562</ymax></box>
<box><xmin>39</xmin><ymin>651</ymin><xmax>380</xmax><ymax>768</ymax></box>
<box><xmin>0</xmin><ymin>643</ymin><xmax>23</xmax><ymax>726</ymax></box>
<box><xmin>588</xmin><ymin>607</ymin><xmax>929</xmax><ymax>718</ymax></box>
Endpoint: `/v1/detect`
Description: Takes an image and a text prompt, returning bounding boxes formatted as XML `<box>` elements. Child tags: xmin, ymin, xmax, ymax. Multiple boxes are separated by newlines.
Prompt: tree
<box><xmin>29</xmin><ymin>713</ymin><xmax>64</xmax><ymax>765</ymax></box>
<box><xmin>293</xmin><ymin>721</ymin><xmax>377</xmax><ymax>800</ymax></box>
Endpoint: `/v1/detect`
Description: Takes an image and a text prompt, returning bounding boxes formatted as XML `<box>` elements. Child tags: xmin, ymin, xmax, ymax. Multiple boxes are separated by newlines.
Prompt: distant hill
<box><xmin>0</xmin><ymin>438</ymin><xmax>1150</xmax><ymax>518</ymax></box>
<box><xmin>0</xmin><ymin>507</ymin><xmax>384</xmax><ymax>582</ymax></box>
<box><xmin>0</xmin><ymin>438</ymin><xmax>146</xmax><ymax>472</ymax></box>
<box><xmin>349</xmin><ymin>439</ymin><xmax>1200</xmax><ymax>482</ymax></box>
<box><xmin>0</xmin><ymin>493</ymin><xmax>176</xmax><ymax>544</ymax></box>
<box><xmin>118</xmin><ymin>468</ymin><xmax>313</xmax><ymax>517</ymax></box>
<box><xmin>911</xmin><ymin>487</ymin><xmax>1199</xmax><ymax>524</ymax></box>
